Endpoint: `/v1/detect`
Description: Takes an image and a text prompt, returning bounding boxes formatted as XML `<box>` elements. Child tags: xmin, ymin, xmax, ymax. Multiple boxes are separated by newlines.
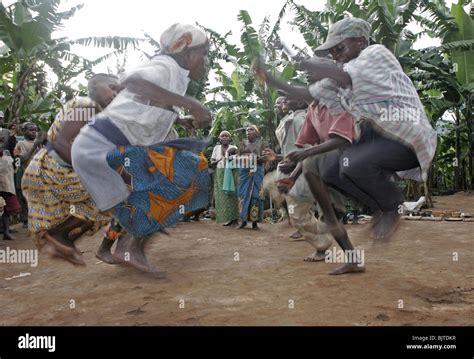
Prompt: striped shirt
<box><xmin>344</xmin><ymin>44</ymin><xmax>437</xmax><ymax>182</ymax></box>
<box><xmin>308</xmin><ymin>77</ymin><xmax>352</xmax><ymax>116</ymax></box>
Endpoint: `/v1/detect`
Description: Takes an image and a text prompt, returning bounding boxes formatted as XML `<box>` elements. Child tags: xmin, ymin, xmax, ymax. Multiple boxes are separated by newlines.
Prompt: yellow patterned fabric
<box><xmin>22</xmin><ymin>97</ymin><xmax>106</xmax><ymax>249</ymax></box>
<box><xmin>22</xmin><ymin>148</ymin><xmax>110</xmax><ymax>248</ymax></box>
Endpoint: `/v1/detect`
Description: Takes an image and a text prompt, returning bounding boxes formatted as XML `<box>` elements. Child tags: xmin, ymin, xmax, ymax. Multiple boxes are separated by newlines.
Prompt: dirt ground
<box><xmin>1</xmin><ymin>192</ymin><xmax>473</xmax><ymax>326</ymax></box>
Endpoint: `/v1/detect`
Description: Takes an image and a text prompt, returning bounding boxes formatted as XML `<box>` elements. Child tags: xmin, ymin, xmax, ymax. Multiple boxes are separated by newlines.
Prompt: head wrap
<box><xmin>160</xmin><ymin>23</ymin><xmax>208</xmax><ymax>54</ymax></box>
<box><xmin>219</xmin><ymin>130</ymin><xmax>231</xmax><ymax>138</ymax></box>
<box><xmin>275</xmin><ymin>96</ymin><xmax>286</xmax><ymax>105</ymax></box>
<box><xmin>247</xmin><ymin>124</ymin><xmax>260</xmax><ymax>134</ymax></box>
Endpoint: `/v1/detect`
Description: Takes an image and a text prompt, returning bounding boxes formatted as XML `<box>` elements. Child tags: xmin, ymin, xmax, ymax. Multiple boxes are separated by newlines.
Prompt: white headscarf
<box><xmin>160</xmin><ymin>23</ymin><xmax>208</xmax><ymax>54</ymax></box>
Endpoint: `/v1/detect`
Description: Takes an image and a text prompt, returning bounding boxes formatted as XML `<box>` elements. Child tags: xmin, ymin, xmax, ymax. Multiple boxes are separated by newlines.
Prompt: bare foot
<box><xmin>372</xmin><ymin>210</ymin><xmax>400</xmax><ymax>241</ymax></box>
<box><xmin>2</xmin><ymin>233</ymin><xmax>16</xmax><ymax>240</ymax></box>
<box><xmin>44</xmin><ymin>243</ymin><xmax>86</xmax><ymax>266</ymax></box>
<box><xmin>44</xmin><ymin>233</ymin><xmax>76</xmax><ymax>255</ymax></box>
<box><xmin>304</xmin><ymin>251</ymin><xmax>326</xmax><ymax>262</ymax></box>
<box><xmin>369</xmin><ymin>210</ymin><xmax>382</xmax><ymax>229</ymax></box>
<box><xmin>113</xmin><ymin>235</ymin><xmax>157</xmax><ymax>273</ymax></box>
<box><xmin>329</xmin><ymin>263</ymin><xmax>366</xmax><ymax>275</ymax></box>
<box><xmin>289</xmin><ymin>230</ymin><xmax>303</xmax><ymax>240</ymax></box>
<box><xmin>95</xmin><ymin>238</ymin><xmax>119</xmax><ymax>264</ymax></box>
<box><xmin>96</xmin><ymin>250</ymin><xmax>120</xmax><ymax>264</ymax></box>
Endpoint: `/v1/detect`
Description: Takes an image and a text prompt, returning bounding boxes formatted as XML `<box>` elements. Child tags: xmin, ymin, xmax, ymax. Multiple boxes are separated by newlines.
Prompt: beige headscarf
<box><xmin>160</xmin><ymin>23</ymin><xmax>208</xmax><ymax>54</ymax></box>
<box><xmin>247</xmin><ymin>124</ymin><xmax>260</xmax><ymax>134</ymax></box>
<box><xmin>219</xmin><ymin>130</ymin><xmax>231</xmax><ymax>138</ymax></box>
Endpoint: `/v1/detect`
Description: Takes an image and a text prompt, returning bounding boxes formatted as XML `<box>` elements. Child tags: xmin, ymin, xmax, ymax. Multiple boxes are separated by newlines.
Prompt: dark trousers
<box><xmin>320</xmin><ymin>123</ymin><xmax>419</xmax><ymax>212</ymax></box>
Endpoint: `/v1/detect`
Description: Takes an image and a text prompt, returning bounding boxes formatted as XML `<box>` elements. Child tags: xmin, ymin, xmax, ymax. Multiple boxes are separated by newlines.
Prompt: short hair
<box><xmin>87</xmin><ymin>73</ymin><xmax>119</xmax><ymax>97</ymax></box>
<box><xmin>22</xmin><ymin>122</ymin><xmax>37</xmax><ymax>130</ymax></box>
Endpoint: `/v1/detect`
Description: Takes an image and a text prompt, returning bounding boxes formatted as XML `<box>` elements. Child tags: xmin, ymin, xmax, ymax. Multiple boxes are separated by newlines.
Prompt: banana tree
<box><xmin>0</xmin><ymin>0</ymin><xmax>142</xmax><ymax>127</ymax></box>
<box><xmin>445</xmin><ymin>0</ymin><xmax>474</xmax><ymax>190</ymax></box>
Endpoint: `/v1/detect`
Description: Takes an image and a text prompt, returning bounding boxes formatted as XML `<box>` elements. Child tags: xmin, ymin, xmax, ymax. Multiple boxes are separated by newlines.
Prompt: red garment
<box><xmin>0</xmin><ymin>192</ymin><xmax>21</xmax><ymax>215</ymax></box>
<box><xmin>295</xmin><ymin>102</ymin><xmax>355</xmax><ymax>147</ymax></box>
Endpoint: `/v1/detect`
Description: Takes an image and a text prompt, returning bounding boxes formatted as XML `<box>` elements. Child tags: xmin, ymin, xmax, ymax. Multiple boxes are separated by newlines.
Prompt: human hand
<box><xmin>278</xmin><ymin>160</ymin><xmax>296</xmax><ymax>174</ymax></box>
<box><xmin>276</xmin><ymin>177</ymin><xmax>295</xmax><ymax>194</ymax></box>
<box><xmin>189</xmin><ymin>102</ymin><xmax>212</xmax><ymax>129</ymax></box>
<box><xmin>286</xmin><ymin>149</ymin><xmax>310</xmax><ymax>163</ymax></box>
<box><xmin>261</xmin><ymin>148</ymin><xmax>276</xmax><ymax>162</ymax></box>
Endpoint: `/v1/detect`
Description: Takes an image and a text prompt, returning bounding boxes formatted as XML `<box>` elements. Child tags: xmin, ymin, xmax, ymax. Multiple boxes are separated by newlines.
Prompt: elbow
<box><xmin>340</xmin><ymin>138</ymin><xmax>352</xmax><ymax>148</ymax></box>
<box><xmin>340</xmin><ymin>74</ymin><xmax>352</xmax><ymax>89</ymax></box>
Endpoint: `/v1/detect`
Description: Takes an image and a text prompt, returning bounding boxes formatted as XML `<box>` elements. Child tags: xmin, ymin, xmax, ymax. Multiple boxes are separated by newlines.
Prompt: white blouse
<box><xmin>211</xmin><ymin>144</ymin><xmax>237</xmax><ymax>169</ymax></box>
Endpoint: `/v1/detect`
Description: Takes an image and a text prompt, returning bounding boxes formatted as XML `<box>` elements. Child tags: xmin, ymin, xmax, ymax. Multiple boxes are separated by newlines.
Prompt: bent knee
<box><xmin>339</xmin><ymin>156</ymin><xmax>366</xmax><ymax>179</ymax></box>
<box><xmin>302</xmin><ymin>157</ymin><xmax>318</xmax><ymax>176</ymax></box>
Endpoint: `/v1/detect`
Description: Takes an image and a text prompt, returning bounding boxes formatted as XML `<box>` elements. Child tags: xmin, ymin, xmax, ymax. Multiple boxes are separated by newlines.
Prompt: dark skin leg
<box><xmin>42</xmin><ymin>217</ymin><xmax>94</xmax><ymax>266</ymax></box>
<box><xmin>304</xmin><ymin>172</ymin><xmax>365</xmax><ymax>275</ymax></box>
<box><xmin>113</xmin><ymin>234</ymin><xmax>161</xmax><ymax>274</ymax></box>
<box><xmin>96</xmin><ymin>237</ymin><xmax>119</xmax><ymax>264</ymax></box>
<box><xmin>252</xmin><ymin>222</ymin><xmax>259</xmax><ymax>230</ymax></box>
<box><xmin>43</xmin><ymin>243</ymin><xmax>85</xmax><ymax>266</ymax></box>
<box><xmin>2</xmin><ymin>213</ymin><xmax>16</xmax><ymax>240</ymax></box>
<box><xmin>96</xmin><ymin>219</ymin><xmax>122</xmax><ymax>264</ymax></box>
<box><xmin>68</xmin><ymin>221</ymin><xmax>94</xmax><ymax>241</ymax></box>
<box><xmin>372</xmin><ymin>209</ymin><xmax>401</xmax><ymax>241</ymax></box>
<box><xmin>44</xmin><ymin>217</ymin><xmax>89</xmax><ymax>257</ymax></box>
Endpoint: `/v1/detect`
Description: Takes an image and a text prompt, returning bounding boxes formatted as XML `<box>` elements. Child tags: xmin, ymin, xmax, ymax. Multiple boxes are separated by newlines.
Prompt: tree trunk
<box><xmin>7</xmin><ymin>64</ymin><xmax>34</xmax><ymax>126</ymax></box>
<box><xmin>454</xmin><ymin>109</ymin><xmax>462</xmax><ymax>191</ymax></box>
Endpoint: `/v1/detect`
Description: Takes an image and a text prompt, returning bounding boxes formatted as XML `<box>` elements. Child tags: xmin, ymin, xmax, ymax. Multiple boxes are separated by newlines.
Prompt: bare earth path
<box><xmin>1</xmin><ymin>193</ymin><xmax>473</xmax><ymax>326</ymax></box>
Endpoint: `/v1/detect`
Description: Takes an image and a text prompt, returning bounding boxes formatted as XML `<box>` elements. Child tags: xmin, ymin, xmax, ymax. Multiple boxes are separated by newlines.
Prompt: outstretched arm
<box><xmin>251</xmin><ymin>60</ymin><xmax>313</xmax><ymax>103</ymax></box>
<box><xmin>298</xmin><ymin>58</ymin><xmax>352</xmax><ymax>89</ymax></box>
<box><xmin>122</xmin><ymin>74</ymin><xmax>212</xmax><ymax>129</ymax></box>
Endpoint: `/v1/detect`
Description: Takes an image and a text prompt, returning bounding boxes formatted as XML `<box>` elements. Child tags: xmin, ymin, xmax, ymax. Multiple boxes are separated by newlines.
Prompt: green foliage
<box><xmin>1</xmin><ymin>0</ymin><xmax>473</xmax><ymax>193</ymax></box>
<box><xmin>0</xmin><ymin>0</ymin><xmax>142</xmax><ymax>130</ymax></box>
